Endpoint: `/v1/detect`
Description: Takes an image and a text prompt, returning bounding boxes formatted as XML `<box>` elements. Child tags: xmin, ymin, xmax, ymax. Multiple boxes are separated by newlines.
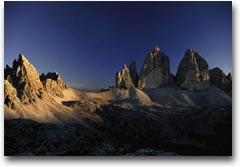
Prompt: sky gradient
<box><xmin>4</xmin><ymin>1</ymin><xmax>232</xmax><ymax>91</ymax></box>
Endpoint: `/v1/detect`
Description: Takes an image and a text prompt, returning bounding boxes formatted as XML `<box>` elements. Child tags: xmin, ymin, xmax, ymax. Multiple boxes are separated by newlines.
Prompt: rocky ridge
<box><xmin>4</xmin><ymin>50</ymin><xmax>232</xmax><ymax>156</ymax></box>
<box><xmin>4</xmin><ymin>54</ymin><xmax>44</xmax><ymax>104</ymax></box>
<box><xmin>4</xmin><ymin>54</ymin><xmax>68</xmax><ymax>107</ymax></box>
<box><xmin>115</xmin><ymin>47</ymin><xmax>231</xmax><ymax>92</ymax></box>
<box><xmin>40</xmin><ymin>72</ymin><xmax>68</xmax><ymax>97</ymax></box>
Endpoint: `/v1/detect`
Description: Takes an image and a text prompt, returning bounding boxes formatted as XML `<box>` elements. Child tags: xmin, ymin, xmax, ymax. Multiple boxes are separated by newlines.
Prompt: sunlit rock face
<box><xmin>176</xmin><ymin>49</ymin><xmax>210</xmax><ymax>91</ymax></box>
<box><xmin>4</xmin><ymin>54</ymin><xmax>68</xmax><ymax>106</ymax></box>
<box><xmin>4</xmin><ymin>54</ymin><xmax>44</xmax><ymax>104</ymax></box>
<box><xmin>209</xmin><ymin>67</ymin><xmax>232</xmax><ymax>91</ymax></box>
<box><xmin>4</xmin><ymin>80</ymin><xmax>20</xmax><ymax>110</ymax></box>
<box><xmin>138</xmin><ymin>47</ymin><xmax>171</xmax><ymax>89</ymax></box>
<box><xmin>115</xmin><ymin>64</ymin><xmax>134</xmax><ymax>89</ymax></box>
<box><xmin>40</xmin><ymin>72</ymin><xmax>68</xmax><ymax>97</ymax></box>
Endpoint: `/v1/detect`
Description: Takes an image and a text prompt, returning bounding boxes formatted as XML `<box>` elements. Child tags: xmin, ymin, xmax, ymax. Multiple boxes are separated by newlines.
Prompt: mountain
<box><xmin>4</xmin><ymin>54</ymin><xmax>93</xmax><ymax>123</ymax></box>
<box><xmin>209</xmin><ymin>67</ymin><xmax>232</xmax><ymax>91</ymax></box>
<box><xmin>4</xmin><ymin>49</ymin><xmax>232</xmax><ymax>156</ymax></box>
<box><xmin>176</xmin><ymin>49</ymin><xmax>210</xmax><ymax>91</ymax></box>
<box><xmin>4</xmin><ymin>54</ymin><xmax>154</xmax><ymax>123</ymax></box>
<box><xmin>115</xmin><ymin>64</ymin><xmax>134</xmax><ymax>89</ymax></box>
<box><xmin>138</xmin><ymin>47</ymin><xmax>172</xmax><ymax>89</ymax></box>
<box><xmin>4</xmin><ymin>54</ymin><xmax>44</xmax><ymax>104</ymax></box>
<box><xmin>114</xmin><ymin>47</ymin><xmax>174</xmax><ymax>90</ymax></box>
<box><xmin>5</xmin><ymin>50</ymin><xmax>232</xmax><ymax>122</ymax></box>
<box><xmin>114</xmin><ymin>47</ymin><xmax>231</xmax><ymax>107</ymax></box>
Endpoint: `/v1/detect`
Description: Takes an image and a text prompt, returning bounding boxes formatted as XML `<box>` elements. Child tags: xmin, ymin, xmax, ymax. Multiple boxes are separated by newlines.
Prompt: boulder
<box><xmin>209</xmin><ymin>67</ymin><xmax>232</xmax><ymax>91</ymax></box>
<box><xmin>138</xmin><ymin>47</ymin><xmax>171</xmax><ymax>89</ymax></box>
<box><xmin>115</xmin><ymin>64</ymin><xmax>134</xmax><ymax>89</ymax></box>
<box><xmin>176</xmin><ymin>49</ymin><xmax>209</xmax><ymax>91</ymax></box>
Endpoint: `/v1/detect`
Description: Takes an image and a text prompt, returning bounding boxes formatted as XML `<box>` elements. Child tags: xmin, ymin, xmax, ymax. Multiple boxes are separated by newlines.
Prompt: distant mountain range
<box><xmin>4</xmin><ymin>47</ymin><xmax>232</xmax><ymax>123</ymax></box>
<box><xmin>115</xmin><ymin>47</ymin><xmax>232</xmax><ymax>91</ymax></box>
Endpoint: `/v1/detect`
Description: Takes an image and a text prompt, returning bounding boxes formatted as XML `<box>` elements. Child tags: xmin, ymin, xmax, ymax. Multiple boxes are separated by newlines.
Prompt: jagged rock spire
<box><xmin>40</xmin><ymin>72</ymin><xmax>68</xmax><ymax>97</ymax></box>
<box><xmin>176</xmin><ymin>49</ymin><xmax>209</xmax><ymax>90</ymax></box>
<box><xmin>138</xmin><ymin>46</ymin><xmax>171</xmax><ymax>89</ymax></box>
<box><xmin>115</xmin><ymin>64</ymin><xmax>134</xmax><ymax>89</ymax></box>
<box><xmin>6</xmin><ymin>54</ymin><xmax>44</xmax><ymax>104</ymax></box>
<box><xmin>4</xmin><ymin>54</ymin><xmax>68</xmax><ymax>105</ymax></box>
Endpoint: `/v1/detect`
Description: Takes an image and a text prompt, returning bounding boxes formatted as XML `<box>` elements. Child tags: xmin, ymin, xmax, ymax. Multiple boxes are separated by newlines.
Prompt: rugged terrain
<box><xmin>4</xmin><ymin>47</ymin><xmax>232</xmax><ymax>156</ymax></box>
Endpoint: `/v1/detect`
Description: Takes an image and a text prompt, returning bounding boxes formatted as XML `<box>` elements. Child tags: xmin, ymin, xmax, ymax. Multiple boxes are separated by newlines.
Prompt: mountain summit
<box><xmin>4</xmin><ymin>54</ymin><xmax>80</xmax><ymax>123</ymax></box>
<box><xmin>176</xmin><ymin>49</ymin><xmax>210</xmax><ymax>90</ymax></box>
<box><xmin>5</xmin><ymin>54</ymin><xmax>44</xmax><ymax>104</ymax></box>
<box><xmin>138</xmin><ymin>47</ymin><xmax>172</xmax><ymax>89</ymax></box>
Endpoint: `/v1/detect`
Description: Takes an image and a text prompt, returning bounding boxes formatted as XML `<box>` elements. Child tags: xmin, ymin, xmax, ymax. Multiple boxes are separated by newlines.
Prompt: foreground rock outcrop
<box><xmin>138</xmin><ymin>47</ymin><xmax>171</xmax><ymax>89</ymax></box>
<box><xmin>5</xmin><ymin>119</ymin><xmax>102</xmax><ymax>156</ymax></box>
<box><xmin>176</xmin><ymin>49</ymin><xmax>210</xmax><ymax>90</ymax></box>
<box><xmin>5</xmin><ymin>100</ymin><xmax>231</xmax><ymax>156</ymax></box>
<box><xmin>209</xmin><ymin>67</ymin><xmax>232</xmax><ymax>92</ymax></box>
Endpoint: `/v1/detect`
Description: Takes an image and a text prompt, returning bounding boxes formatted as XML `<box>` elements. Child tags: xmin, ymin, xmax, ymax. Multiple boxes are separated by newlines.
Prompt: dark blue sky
<box><xmin>5</xmin><ymin>1</ymin><xmax>232</xmax><ymax>91</ymax></box>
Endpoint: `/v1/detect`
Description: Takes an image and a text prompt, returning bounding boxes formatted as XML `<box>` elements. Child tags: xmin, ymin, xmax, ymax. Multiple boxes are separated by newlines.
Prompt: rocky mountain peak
<box><xmin>176</xmin><ymin>49</ymin><xmax>209</xmax><ymax>90</ymax></box>
<box><xmin>185</xmin><ymin>48</ymin><xmax>195</xmax><ymax>56</ymax></box>
<box><xmin>209</xmin><ymin>67</ymin><xmax>232</xmax><ymax>91</ymax></box>
<box><xmin>138</xmin><ymin>46</ymin><xmax>171</xmax><ymax>89</ymax></box>
<box><xmin>18</xmin><ymin>53</ymin><xmax>29</xmax><ymax>64</ymax></box>
<box><xmin>115</xmin><ymin>64</ymin><xmax>134</xmax><ymax>89</ymax></box>
<box><xmin>5</xmin><ymin>54</ymin><xmax>44</xmax><ymax>104</ymax></box>
<box><xmin>40</xmin><ymin>72</ymin><xmax>68</xmax><ymax>97</ymax></box>
<box><xmin>151</xmin><ymin>46</ymin><xmax>160</xmax><ymax>54</ymax></box>
<box><xmin>4</xmin><ymin>54</ymin><xmax>69</xmax><ymax>105</ymax></box>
